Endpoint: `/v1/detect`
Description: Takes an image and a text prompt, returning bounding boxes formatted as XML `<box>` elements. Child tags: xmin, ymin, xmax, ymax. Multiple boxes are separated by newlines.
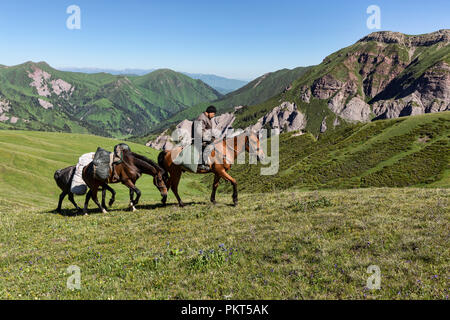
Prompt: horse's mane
<box><xmin>121</xmin><ymin>150</ymin><xmax>165</xmax><ymax>177</ymax></box>
<box><xmin>130</xmin><ymin>152</ymin><xmax>165</xmax><ymax>173</ymax></box>
<box><xmin>120</xmin><ymin>150</ymin><xmax>140</xmax><ymax>176</ymax></box>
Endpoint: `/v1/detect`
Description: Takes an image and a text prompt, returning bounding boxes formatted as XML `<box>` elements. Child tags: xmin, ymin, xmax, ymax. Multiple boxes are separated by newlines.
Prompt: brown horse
<box><xmin>82</xmin><ymin>150</ymin><xmax>168</xmax><ymax>214</ymax></box>
<box><xmin>158</xmin><ymin>131</ymin><xmax>265</xmax><ymax>207</ymax></box>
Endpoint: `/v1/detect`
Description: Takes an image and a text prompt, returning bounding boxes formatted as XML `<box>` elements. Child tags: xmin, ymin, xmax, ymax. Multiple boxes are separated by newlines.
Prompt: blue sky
<box><xmin>0</xmin><ymin>0</ymin><xmax>449</xmax><ymax>80</ymax></box>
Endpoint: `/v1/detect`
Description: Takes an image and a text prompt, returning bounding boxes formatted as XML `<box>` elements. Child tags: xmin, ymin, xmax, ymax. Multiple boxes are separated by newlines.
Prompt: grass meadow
<box><xmin>0</xmin><ymin>130</ymin><xmax>448</xmax><ymax>299</ymax></box>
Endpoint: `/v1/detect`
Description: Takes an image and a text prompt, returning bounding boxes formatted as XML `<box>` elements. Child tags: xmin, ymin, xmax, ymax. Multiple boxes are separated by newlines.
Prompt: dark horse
<box><xmin>54</xmin><ymin>164</ymin><xmax>114</xmax><ymax>215</ymax></box>
<box><xmin>54</xmin><ymin>166</ymin><xmax>83</xmax><ymax>214</ymax></box>
<box><xmin>82</xmin><ymin>149</ymin><xmax>168</xmax><ymax>214</ymax></box>
<box><xmin>158</xmin><ymin>131</ymin><xmax>265</xmax><ymax>207</ymax></box>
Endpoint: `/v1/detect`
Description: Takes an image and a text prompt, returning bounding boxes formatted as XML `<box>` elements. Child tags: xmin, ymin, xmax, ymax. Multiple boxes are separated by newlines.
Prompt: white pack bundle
<box><xmin>70</xmin><ymin>152</ymin><xmax>95</xmax><ymax>195</ymax></box>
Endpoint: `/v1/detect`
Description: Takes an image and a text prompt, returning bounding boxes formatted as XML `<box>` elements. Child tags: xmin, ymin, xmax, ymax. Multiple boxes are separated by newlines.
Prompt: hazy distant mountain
<box><xmin>58</xmin><ymin>67</ymin><xmax>155</xmax><ymax>76</ymax></box>
<box><xmin>182</xmin><ymin>73</ymin><xmax>248</xmax><ymax>94</ymax></box>
<box><xmin>59</xmin><ymin>68</ymin><xmax>248</xmax><ymax>94</ymax></box>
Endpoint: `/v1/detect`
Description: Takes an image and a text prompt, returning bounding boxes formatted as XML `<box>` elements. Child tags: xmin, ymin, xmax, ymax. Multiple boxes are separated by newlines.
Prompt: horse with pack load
<box><xmin>53</xmin><ymin>143</ymin><xmax>167</xmax><ymax>215</ymax></box>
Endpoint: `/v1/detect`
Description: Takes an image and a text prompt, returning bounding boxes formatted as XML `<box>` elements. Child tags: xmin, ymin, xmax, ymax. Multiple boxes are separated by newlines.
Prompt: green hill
<box><xmin>233</xmin><ymin>30</ymin><xmax>450</xmax><ymax>134</ymax></box>
<box><xmin>151</xmin><ymin>66</ymin><xmax>311</xmax><ymax>130</ymax></box>
<box><xmin>0</xmin><ymin>62</ymin><xmax>221</xmax><ymax>138</ymax></box>
<box><xmin>217</xmin><ymin>112</ymin><xmax>450</xmax><ymax>193</ymax></box>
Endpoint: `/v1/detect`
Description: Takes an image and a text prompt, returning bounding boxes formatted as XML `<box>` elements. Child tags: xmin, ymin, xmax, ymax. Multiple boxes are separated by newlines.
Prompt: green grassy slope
<box><xmin>0</xmin><ymin>130</ymin><xmax>206</xmax><ymax>211</ymax></box>
<box><xmin>0</xmin><ymin>188</ymin><xmax>448</xmax><ymax>299</ymax></box>
<box><xmin>0</xmin><ymin>129</ymin><xmax>448</xmax><ymax>299</ymax></box>
<box><xmin>0</xmin><ymin>63</ymin><xmax>221</xmax><ymax>138</ymax></box>
<box><xmin>218</xmin><ymin>112</ymin><xmax>450</xmax><ymax>193</ymax></box>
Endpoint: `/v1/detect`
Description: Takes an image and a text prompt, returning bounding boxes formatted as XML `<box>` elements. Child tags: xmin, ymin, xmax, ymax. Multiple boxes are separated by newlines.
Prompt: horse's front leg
<box><xmin>101</xmin><ymin>187</ymin><xmax>107</xmax><ymax>210</ymax></box>
<box><xmin>170</xmin><ymin>169</ymin><xmax>184</xmax><ymax>207</ymax></box>
<box><xmin>129</xmin><ymin>188</ymin><xmax>135</xmax><ymax>211</ymax></box>
<box><xmin>104</xmin><ymin>184</ymin><xmax>116</xmax><ymax>207</ymax></box>
<box><xmin>68</xmin><ymin>192</ymin><xmax>82</xmax><ymax>213</ymax></box>
<box><xmin>123</xmin><ymin>180</ymin><xmax>141</xmax><ymax>211</ymax></box>
<box><xmin>210</xmin><ymin>174</ymin><xmax>221</xmax><ymax>205</ymax></box>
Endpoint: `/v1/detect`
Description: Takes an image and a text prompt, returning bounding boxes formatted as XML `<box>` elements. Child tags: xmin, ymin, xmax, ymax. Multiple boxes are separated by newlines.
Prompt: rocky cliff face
<box><xmin>359</xmin><ymin>29</ymin><xmax>450</xmax><ymax>47</ymax></box>
<box><xmin>249</xmin><ymin>102</ymin><xmax>306</xmax><ymax>134</ymax></box>
<box><xmin>295</xmin><ymin>29</ymin><xmax>450</xmax><ymax>123</ymax></box>
<box><xmin>372</xmin><ymin>60</ymin><xmax>450</xmax><ymax>119</ymax></box>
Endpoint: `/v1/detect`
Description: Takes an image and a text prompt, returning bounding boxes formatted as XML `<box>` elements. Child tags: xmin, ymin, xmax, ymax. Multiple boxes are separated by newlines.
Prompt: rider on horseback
<box><xmin>192</xmin><ymin>105</ymin><xmax>216</xmax><ymax>171</ymax></box>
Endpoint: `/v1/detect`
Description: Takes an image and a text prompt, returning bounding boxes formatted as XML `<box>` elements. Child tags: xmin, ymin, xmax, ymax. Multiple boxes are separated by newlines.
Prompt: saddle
<box><xmin>92</xmin><ymin>143</ymin><xmax>131</xmax><ymax>182</ymax></box>
<box><xmin>174</xmin><ymin>143</ymin><xmax>214</xmax><ymax>173</ymax></box>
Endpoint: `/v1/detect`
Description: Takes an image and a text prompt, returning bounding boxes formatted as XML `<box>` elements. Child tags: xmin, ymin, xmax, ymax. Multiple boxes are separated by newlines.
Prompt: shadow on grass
<box><xmin>39</xmin><ymin>200</ymin><xmax>211</xmax><ymax>216</ymax></box>
<box><xmin>42</xmin><ymin>208</ymin><xmax>86</xmax><ymax>216</ymax></box>
<box><xmin>136</xmin><ymin>201</ymin><xmax>208</xmax><ymax>210</ymax></box>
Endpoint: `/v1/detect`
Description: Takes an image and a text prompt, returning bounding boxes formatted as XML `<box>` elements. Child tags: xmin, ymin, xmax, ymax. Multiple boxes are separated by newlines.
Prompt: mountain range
<box><xmin>0</xmin><ymin>63</ymin><xmax>222</xmax><ymax>137</ymax></box>
<box><xmin>146</xmin><ymin>29</ymin><xmax>449</xmax><ymax>148</ymax></box>
<box><xmin>0</xmin><ymin>30</ymin><xmax>449</xmax><ymax>140</ymax></box>
<box><xmin>231</xmin><ymin>29</ymin><xmax>450</xmax><ymax>134</ymax></box>
<box><xmin>58</xmin><ymin>67</ymin><xmax>248</xmax><ymax>94</ymax></box>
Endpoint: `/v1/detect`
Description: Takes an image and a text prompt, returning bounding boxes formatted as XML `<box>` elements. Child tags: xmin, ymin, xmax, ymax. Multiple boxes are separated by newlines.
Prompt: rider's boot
<box><xmin>197</xmin><ymin>143</ymin><xmax>211</xmax><ymax>172</ymax></box>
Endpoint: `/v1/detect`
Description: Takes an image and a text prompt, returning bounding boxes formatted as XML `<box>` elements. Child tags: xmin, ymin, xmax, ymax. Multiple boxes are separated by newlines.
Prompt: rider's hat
<box><xmin>206</xmin><ymin>105</ymin><xmax>217</xmax><ymax>114</ymax></box>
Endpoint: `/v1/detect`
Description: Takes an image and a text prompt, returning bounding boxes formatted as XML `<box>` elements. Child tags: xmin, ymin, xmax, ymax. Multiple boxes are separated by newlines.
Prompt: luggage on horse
<box><xmin>92</xmin><ymin>147</ymin><xmax>112</xmax><ymax>181</ymax></box>
<box><xmin>71</xmin><ymin>152</ymin><xmax>95</xmax><ymax>195</ymax></box>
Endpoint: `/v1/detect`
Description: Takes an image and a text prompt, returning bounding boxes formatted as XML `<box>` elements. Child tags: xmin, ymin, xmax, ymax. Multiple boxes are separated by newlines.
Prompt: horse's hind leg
<box><xmin>91</xmin><ymin>185</ymin><xmax>108</xmax><ymax>214</ymax></box>
<box><xmin>170</xmin><ymin>169</ymin><xmax>184</xmax><ymax>207</ymax></box>
<box><xmin>68</xmin><ymin>192</ymin><xmax>82</xmax><ymax>213</ymax></box>
<box><xmin>56</xmin><ymin>191</ymin><xmax>67</xmax><ymax>213</ymax></box>
<box><xmin>83</xmin><ymin>190</ymin><xmax>92</xmax><ymax>215</ymax></box>
<box><xmin>101</xmin><ymin>187</ymin><xmax>107</xmax><ymax>210</ymax></box>
<box><xmin>218</xmin><ymin>169</ymin><xmax>238</xmax><ymax>206</ymax></box>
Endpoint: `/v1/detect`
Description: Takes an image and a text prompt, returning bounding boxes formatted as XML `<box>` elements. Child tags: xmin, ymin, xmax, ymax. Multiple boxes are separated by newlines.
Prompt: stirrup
<box><xmin>197</xmin><ymin>164</ymin><xmax>211</xmax><ymax>172</ymax></box>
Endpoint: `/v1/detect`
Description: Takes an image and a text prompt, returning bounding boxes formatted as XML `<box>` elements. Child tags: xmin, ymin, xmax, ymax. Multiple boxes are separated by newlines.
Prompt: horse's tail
<box><xmin>54</xmin><ymin>169</ymin><xmax>62</xmax><ymax>182</ymax></box>
<box><xmin>158</xmin><ymin>151</ymin><xmax>169</xmax><ymax>183</ymax></box>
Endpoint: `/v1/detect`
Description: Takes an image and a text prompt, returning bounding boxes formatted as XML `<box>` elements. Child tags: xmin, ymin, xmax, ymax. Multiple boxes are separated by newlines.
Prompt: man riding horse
<box><xmin>192</xmin><ymin>105</ymin><xmax>217</xmax><ymax>172</ymax></box>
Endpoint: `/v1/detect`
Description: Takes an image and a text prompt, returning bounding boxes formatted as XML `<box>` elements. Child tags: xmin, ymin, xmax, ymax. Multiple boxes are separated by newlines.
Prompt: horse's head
<box><xmin>246</xmin><ymin>131</ymin><xmax>266</xmax><ymax>162</ymax></box>
<box><xmin>125</xmin><ymin>149</ymin><xmax>169</xmax><ymax>198</ymax></box>
<box><xmin>153</xmin><ymin>170</ymin><xmax>168</xmax><ymax>198</ymax></box>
